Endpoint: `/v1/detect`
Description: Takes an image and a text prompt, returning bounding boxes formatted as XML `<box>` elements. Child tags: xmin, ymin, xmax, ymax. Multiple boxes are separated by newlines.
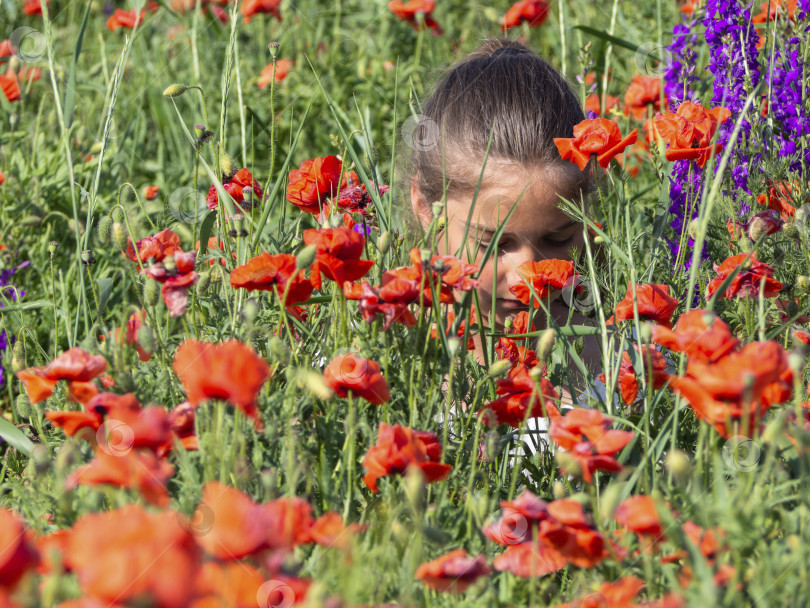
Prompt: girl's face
<box><xmin>411</xmin><ymin>159</ymin><xmax>587</xmax><ymax>332</ymax></box>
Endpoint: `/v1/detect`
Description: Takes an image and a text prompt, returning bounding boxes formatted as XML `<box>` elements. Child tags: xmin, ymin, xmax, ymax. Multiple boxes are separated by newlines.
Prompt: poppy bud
<box><xmin>328</xmin><ymin>213</ymin><xmax>343</xmax><ymax>228</ymax></box>
<box><xmin>403</xmin><ymin>465</ymin><xmax>425</xmax><ymax>508</ymax></box>
<box><xmin>435</xmin><ymin>216</ymin><xmax>446</xmax><ymax>233</ymax></box>
<box><xmin>21</xmin><ymin>215</ymin><xmax>42</xmax><ymax>227</ymax></box>
<box><xmin>486</xmin><ymin>431</ymin><xmax>501</xmax><ymax>460</ymax></box>
<box><xmin>31</xmin><ymin>444</ymin><xmax>51</xmax><ymax>475</ymax></box>
<box><xmin>555</xmin><ymin>451</ymin><xmax>581</xmax><ymax>477</ymax></box>
<box><xmin>639</xmin><ymin>323</ymin><xmax>652</xmax><ymax>343</ymax></box>
<box><xmin>97</xmin><ymin>216</ymin><xmax>113</xmax><ymax>244</ymax></box>
<box><xmin>144</xmin><ymin>279</ymin><xmax>161</xmax><ymax>306</ymax></box>
<box><xmin>15</xmin><ymin>392</ymin><xmax>32</xmax><ymax>419</ymax></box>
<box><xmin>56</xmin><ymin>441</ymin><xmax>80</xmax><ymax>471</ymax></box>
<box><xmin>665</xmin><ymin>449</ymin><xmax>692</xmax><ymax>482</ymax></box>
<box><xmin>447</xmin><ymin>337</ymin><xmax>461</xmax><ymax>358</ymax></box>
<box><xmin>80</xmin><ymin>331</ymin><xmax>98</xmax><ymax>353</ymax></box>
<box><xmin>196</xmin><ymin>271</ymin><xmax>211</xmax><ymax>295</ymax></box>
<box><xmin>11</xmin><ymin>340</ymin><xmax>26</xmax><ymax>372</ymax></box>
<box><xmin>377</xmin><ymin>231</ymin><xmax>391</xmax><ymax>254</ymax></box>
<box><xmin>111</xmin><ymin>207</ymin><xmax>125</xmax><ymax>223</ymax></box>
<box><xmin>795</xmin><ymin>208</ymin><xmax>808</xmax><ymax>227</ymax></box>
<box><xmin>9</xmin><ymin>113</ymin><xmax>17</xmax><ymax>128</ymax></box>
<box><xmin>783</xmin><ymin>222</ymin><xmax>799</xmax><ymax>238</ymax></box>
<box><xmin>219</xmin><ymin>147</ymin><xmax>236</xmax><ymax>180</ymax></box>
<box><xmin>293</xmin><ymin>369</ymin><xmax>334</xmax><ymax>400</ymax></box>
<box><xmin>391</xmin><ymin>521</ymin><xmax>408</xmax><ymax>545</ymax></box>
<box><xmin>688</xmin><ymin>218</ymin><xmax>700</xmax><ymax>241</ymax></box>
<box><xmin>296</xmin><ymin>244</ymin><xmax>317</xmax><ymax>269</ymax></box>
<box><xmin>162</xmin><ymin>83</ymin><xmax>188</xmax><ymax>98</ymax></box>
<box><xmin>797</xmin><ymin>276</ymin><xmax>810</xmax><ymax>295</ymax></box>
<box><xmin>553</xmin><ymin>481</ymin><xmax>566</xmax><ymax>499</ymax></box>
<box><xmin>487</xmin><ymin>359</ymin><xmax>512</xmax><ymax>379</ymax></box>
<box><xmin>48</xmin><ymin>241</ymin><xmax>58</xmax><ymax>255</ymax></box>
<box><xmin>536</xmin><ymin>329</ymin><xmax>556</xmax><ymax>362</ymax></box>
<box><xmin>788</xmin><ymin>351</ymin><xmax>804</xmax><ymax>375</ymax></box>
<box><xmin>241</xmin><ymin>298</ymin><xmax>259</xmax><ymax>324</ymax></box>
<box><xmin>8</xmin><ymin>57</ymin><xmax>19</xmax><ymax>73</ymax></box>
<box><xmin>136</xmin><ymin>325</ymin><xmax>156</xmax><ymax>355</ymax></box>
<box><xmin>267</xmin><ymin>336</ymin><xmax>290</xmax><ymax>367</ymax></box>
<box><xmin>112</xmin><ymin>222</ymin><xmax>127</xmax><ymax>250</ymax></box>
<box><xmin>573</xmin><ymin>336</ymin><xmax>585</xmax><ymax>356</ymax></box>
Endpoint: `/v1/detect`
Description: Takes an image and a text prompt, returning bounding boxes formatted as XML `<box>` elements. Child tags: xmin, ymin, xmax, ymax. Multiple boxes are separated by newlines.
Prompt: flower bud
<box><xmin>783</xmin><ymin>222</ymin><xmax>799</xmax><ymax>238</ymax></box>
<box><xmin>556</xmin><ymin>452</ymin><xmax>582</xmax><ymax>477</ymax></box>
<box><xmin>296</xmin><ymin>244</ymin><xmax>317</xmax><ymax>269</ymax></box>
<box><xmin>328</xmin><ymin>213</ymin><xmax>343</xmax><ymax>228</ymax></box>
<box><xmin>8</xmin><ymin>56</ymin><xmax>20</xmax><ymax>73</ymax></box>
<box><xmin>665</xmin><ymin>449</ymin><xmax>692</xmax><ymax>482</ymax></box>
<box><xmin>136</xmin><ymin>324</ymin><xmax>156</xmax><ymax>355</ymax></box>
<box><xmin>377</xmin><ymin>231</ymin><xmax>391</xmax><ymax>254</ymax></box>
<box><xmin>111</xmin><ymin>207</ymin><xmax>125</xmax><ymax>223</ymax></box>
<box><xmin>486</xmin><ymin>431</ymin><xmax>501</xmax><ymax>460</ymax></box>
<box><xmin>267</xmin><ymin>336</ymin><xmax>290</xmax><ymax>367</ymax></box>
<box><xmin>797</xmin><ymin>276</ymin><xmax>810</xmax><ymax>295</ymax></box>
<box><xmin>487</xmin><ymin>359</ymin><xmax>512</xmax><ymax>379</ymax></box>
<box><xmin>143</xmin><ymin>280</ymin><xmax>161</xmax><ymax>307</ymax></box>
<box><xmin>112</xmin><ymin>222</ymin><xmax>128</xmax><ymax>250</ymax></box>
<box><xmin>97</xmin><ymin>216</ymin><xmax>113</xmax><ymax>244</ymax></box>
<box><xmin>688</xmin><ymin>218</ymin><xmax>700</xmax><ymax>241</ymax></box>
<box><xmin>15</xmin><ymin>392</ymin><xmax>32</xmax><ymax>419</ymax></box>
<box><xmin>9</xmin><ymin>113</ymin><xmax>18</xmax><ymax>128</ymax></box>
<box><xmin>446</xmin><ymin>337</ymin><xmax>460</xmax><ymax>358</ymax></box>
<box><xmin>219</xmin><ymin>147</ymin><xmax>236</xmax><ymax>180</ymax></box>
<box><xmin>162</xmin><ymin>83</ymin><xmax>188</xmax><ymax>98</ymax></box>
<box><xmin>553</xmin><ymin>481</ymin><xmax>566</xmax><ymax>499</ymax></box>
<box><xmin>11</xmin><ymin>341</ymin><xmax>26</xmax><ymax>372</ymax></box>
<box><xmin>196</xmin><ymin>271</ymin><xmax>211</xmax><ymax>295</ymax></box>
<box><xmin>536</xmin><ymin>329</ymin><xmax>556</xmax><ymax>362</ymax></box>
<box><xmin>31</xmin><ymin>444</ymin><xmax>51</xmax><ymax>475</ymax></box>
<box><xmin>418</xmin><ymin>248</ymin><xmax>432</xmax><ymax>266</ymax></box>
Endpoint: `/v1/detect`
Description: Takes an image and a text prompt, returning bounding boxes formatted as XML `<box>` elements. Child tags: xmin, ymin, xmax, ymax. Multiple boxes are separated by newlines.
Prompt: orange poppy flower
<box><xmin>258</xmin><ymin>58</ymin><xmax>293</xmax><ymax>88</ymax></box>
<box><xmin>707</xmin><ymin>253</ymin><xmax>783</xmax><ymax>300</ymax></box>
<box><xmin>142</xmin><ymin>185</ymin><xmax>159</xmax><ymax>200</ymax></box>
<box><xmin>554</xmin><ymin>576</ymin><xmax>644</xmax><ymax>608</ymax></box>
<box><xmin>362</xmin><ymin>422</ymin><xmax>452</xmax><ymax>493</ymax></box>
<box><xmin>0</xmin><ymin>71</ymin><xmax>20</xmax><ymax>103</ymax></box>
<box><xmin>409</xmin><ymin>247</ymin><xmax>481</xmax><ymax>293</ymax></box>
<box><xmin>653</xmin><ymin>101</ymin><xmax>731</xmax><ymax>167</ymax></box>
<box><xmin>680</xmin><ymin>0</ymin><xmax>704</xmax><ymax>14</ymax></box>
<box><xmin>598</xmin><ymin>346</ymin><xmax>669</xmax><ymax>405</ymax></box>
<box><xmin>510</xmin><ymin>259</ymin><xmax>576</xmax><ymax>306</ymax></box>
<box><xmin>67</xmin><ymin>505</ymin><xmax>201</xmax><ymax>608</ymax></box>
<box><xmin>509</xmin><ymin>310</ymin><xmax>537</xmax><ymax>341</ymax></box>
<box><xmin>624</xmin><ymin>74</ymin><xmax>666</xmax><ymax>120</ymax></box>
<box><xmin>0</xmin><ymin>171</ymin><xmax>4</xmax><ymax>186</ymax></box>
<box><xmin>161</xmin><ymin>401</ymin><xmax>199</xmax><ymax>455</ymax></box>
<box><xmin>241</xmin><ymin>0</ymin><xmax>281</xmax><ymax>23</ymax></box>
<box><xmin>173</xmin><ymin>339</ymin><xmax>272</xmax><ymax>428</ymax></box>
<box><xmin>192</xmin><ymin>561</ymin><xmax>266</xmax><ymax>608</ymax></box>
<box><xmin>495</xmin><ymin>337</ymin><xmax>540</xmax><ymax>368</ymax></box>
<box><xmin>751</xmin><ymin>0</ymin><xmax>797</xmax><ymax>23</ymax></box>
<box><xmin>230</xmin><ymin>252</ymin><xmax>314</xmax><ymax>305</ymax></box>
<box><xmin>584</xmin><ymin>93</ymin><xmax>621</xmax><ymax>116</ymax></box>
<box><xmin>286</xmin><ymin>156</ymin><xmax>343</xmax><ymax>216</ymax></box>
<box><xmin>123</xmin><ymin>309</ymin><xmax>152</xmax><ymax>362</ymax></box>
<box><xmin>206</xmin><ymin>168</ymin><xmax>264</xmax><ymax>211</ymax></box>
<box><xmin>614</xmin><ymin>495</ymin><xmax>665</xmax><ymax>539</ymax></box>
<box><xmin>0</xmin><ymin>508</ymin><xmax>39</xmax><ymax>589</ymax></box>
<box><xmin>482</xmin><ymin>363</ymin><xmax>560</xmax><ymax>428</ymax></box>
<box><xmin>554</xmin><ymin>118</ymin><xmax>638</xmax><ymax>170</ymax></box>
<box><xmin>650</xmin><ymin>309</ymin><xmax>740</xmax><ymax>363</ymax></box>
<box><xmin>303</xmin><ymin>226</ymin><xmax>375</xmax><ymax>290</ymax></box>
<box><xmin>662</xmin><ymin>520</ymin><xmax>726</xmax><ymax>565</ymax></box>
<box><xmin>756</xmin><ymin>181</ymin><xmax>800</xmax><ymax>219</ymax></box>
<box><xmin>537</xmin><ymin>519</ymin><xmax>609</xmax><ymax>568</ymax></box>
<box><xmin>482</xmin><ymin>489</ymin><xmax>550</xmax><ymax>545</ymax></box>
<box><xmin>429</xmin><ymin>307</ymin><xmax>477</xmax><ymax>351</ymax></box>
<box><xmin>307</xmin><ymin>511</ymin><xmax>367</xmax><ymax>550</ymax></box>
<box><xmin>501</xmin><ymin>0</ymin><xmax>550</xmax><ymax>31</ymax></box>
<box><xmin>17</xmin><ymin>348</ymin><xmax>107</xmax><ymax>403</ymax></box>
<box><xmin>388</xmin><ymin>0</ymin><xmax>444</xmax><ymax>36</ymax></box>
<box><xmin>415</xmin><ymin>549</ymin><xmax>490</xmax><ymax>593</ymax></box>
<box><xmin>66</xmin><ymin>449</ymin><xmax>174</xmax><ymax>506</ymax></box>
<box><xmin>124</xmin><ymin>228</ymin><xmax>181</xmax><ymax>264</ymax></box>
<box><xmin>608</xmin><ymin>282</ymin><xmax>679</xmax><ymax>328</ymax></box>
<box><xmin>0</xmin><ymin>41</ymin><xmax>11</xmax><ymax>57</ymax></box>
<box><xmin>45</xmin><ymin>410</ymin><xmax>103</xmax><ymax>437</ymax></box>
<box><xmin>106</xmin><ymin>8</ymin><xmax>146</xmax><ymax>30</ymax></box>
<box><xmin>323</xmin><ymin>353</ymin><xmax>390</xmax><ymax>404</ymax></box>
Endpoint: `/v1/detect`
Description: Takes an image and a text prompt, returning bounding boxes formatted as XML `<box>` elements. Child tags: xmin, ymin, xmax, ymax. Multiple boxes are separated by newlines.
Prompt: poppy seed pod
<box><xmin>431</xmin><ymin>201</ymin><xmax>444</xmax><ymax>217</ymax></box>
<box><xmin>143</xmin><ymin>279</ymin><xmax>161</xmax><ymax>306</ymax></box>
<box><xmin>97</xmin><ymin>216</ymin><xmax>113</xmax><ymax>244</ymax></box>
<box><xmin>112</xmin><ymin>222</ymin><xmax>127</xmax><ymax>250</ymax></box>
<box><xmin>162</xmin><ymin>83</ymin><xmax>188</xmax><ymax>98</ymax></box>
<box><xmin>48</xmin><ymin>241</ymin><xmax>58</xmax><ymax>255</ymax></box>
<box><xmin>267</xmin><ymin>41</ymin><xmax>280</xmax><ymax>58</ymax></box>
<box><xmin>296</xmin><ymin>244</ymin><xmax>317</xmax><ymax>269</ymax></box>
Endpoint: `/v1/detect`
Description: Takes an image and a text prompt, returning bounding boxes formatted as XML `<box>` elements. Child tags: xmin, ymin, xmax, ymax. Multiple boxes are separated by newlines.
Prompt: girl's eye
<box><xmin>479</xmin><ymin>238</ymin><xmax>513</xmax><ymax>253</ymax></box>
<box><xmin>545</xmin><ymin>235</ymin><xmax>575</xmax><ymax>247</ymax></box>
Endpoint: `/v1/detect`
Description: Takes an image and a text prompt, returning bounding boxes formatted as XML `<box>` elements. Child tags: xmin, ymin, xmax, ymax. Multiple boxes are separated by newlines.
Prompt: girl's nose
<box><xmin>503</xmin><ymin>243</ymin><xmax>543</xmax><ymax>291</ymax></box>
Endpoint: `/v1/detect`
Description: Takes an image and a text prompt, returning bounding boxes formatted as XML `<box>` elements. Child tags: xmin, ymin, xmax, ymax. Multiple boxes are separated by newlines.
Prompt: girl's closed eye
<box><xmin>545</xmin><ymin>234</ymin><xmax>575</xmax><ymax>247</ymax></box>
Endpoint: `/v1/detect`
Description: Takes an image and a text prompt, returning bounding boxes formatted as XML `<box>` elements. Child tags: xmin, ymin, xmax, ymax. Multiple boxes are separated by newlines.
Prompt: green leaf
<box><xmin>97</xmin><ymin>277</ymin><xmax>114</xmax><ymax>316</ymax></box>
<box><xmin>0</xmin><ymin>300</ymin><xmax>56</xmax><ymax>314</ymax></box>
<box><xmin>197</xmin><ymin>211</ymin><xmax>218</xmax><ymax>257</ymax></box>
<box><xmin>64</xmin><ymin>1</ymin><xmax>92</xmax><ymax>129</ymax></box>
<box><xmin>573</xmin><ymin>25</ymin><xmax>654</xmax><ymax>58</ymax></box>
<box><xmin>0</xmin><ymin>417</ymin><xmax>34</xmax><ymax>456</ymax></box>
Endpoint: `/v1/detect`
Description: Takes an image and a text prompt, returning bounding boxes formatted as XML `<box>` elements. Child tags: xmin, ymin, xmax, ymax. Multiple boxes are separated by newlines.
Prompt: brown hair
<box><xmin>399</xmin><ymin>38</ymin><xmax>588</xmax><ymax>233</ymax></box>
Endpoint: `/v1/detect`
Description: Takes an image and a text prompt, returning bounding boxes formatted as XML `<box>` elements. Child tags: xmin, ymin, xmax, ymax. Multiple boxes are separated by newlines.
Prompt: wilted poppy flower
<box><xmin>241</xmin><ymin>0</ymin><xmax>281</xmax><ymax>23</ymax></box>
<box><xmin>554</xmin><ymin>118</ymin><xmax>638</xmax><ymax>170</ymax></box>
<box><xmin>653</xmin><ymin>101</ymin><xmax>731</xmax><ymax>167</ymax></box>
<box><xmin>599</xmin><ymin>346</ymin><xmax>669</xmax><ymax>405</ymax></box>
<box><xmin>585</xmin><ymin>93</ymin><xmax>621</xmax><ymax>116</ymax></box>
<box><xmin>362</xmin><ymin>422</ymin><xmax>452</xmax><ymax>493</ymax></box>
<box><xmin>323</xmin><ymin>353</ymin><xmax>390</xmax><ymax>404</ymax></box>
<box><xmin>230</xmin><ymin>252</ymin><xmax>314</xmax><ymax>305</ymax></box>
<box><xmin>335</xmin><ymin>182</ymin><xmax>390</xmax><ymax>214</ymax></box>
<box><xmin>303</xmin><ymin>226</ymin><xmax>375</xmax><ymax>290</ymax></box>
<box><xmin>0</xmin><ymin>508</ymin><xmax>39</xmax><ymax>589</ymax></box>
<box><xmin>286</xmin><ymin>155</ymin><xmax>343</xmax><ymax>216</ymax></box>
<box><xmin>554</xmin><ymin>576</ymin><xmax>645</xmax><ymax>608</ymax></box>
<box><xmin>625</xmin><ymin>74</ymin><xmax>666</xmax><ymax>120</ymax></box>
<box><xmin>415</xmin><ymin>549</ymin><xmax>490</xmax><ymax>593</ymax></box>
<box><xmin>67</xmin><ymin>505</ymin><xmax>201</xmax><ymax>608</ymax></box>
<box><xmin>173</xmin><ymin>339</ymin><xmax>272</xmax><ymax>428</ymax></box>
<box><xmin>757</xmin><ymin>181</ymin><xmax>799</xmax><ymax>219</ymax></box>
<box><xmin>510</xmin><ymin>259</ymin><xmax>576</xmax><ymax>306</ymax></box>
<box><xmin>501</xmin><ymin>0</ymin><xmax>550</xmax><ymax>31</ymax></box>
<box><xmin>1</xmin><ymin>71</ymin><xmax>20</xmax><ymax>103</ymax></box>
<box><xmin>106</xmin><ymin>8</ymin><xmax>146</xmax><ymax>30</ymax></box>
<box><xmin>608</xmin><ymin>282</ymin><xmax>679</xmax><ymax>328</ymax></box>
<box><xmin>482</xmin><ymin>363</ymin><xmax>560</xmax><ymax>427</ymax></box>
<box><xmin>145</xmin><ymin>250</ymin><xmax>199</xmax><ymax>317</ymax></box>
<box><xmin>124</xmin><ymin>228</ymin><xmax>181</xmax><ymax>265</ymax></box>
<box><xmin>650</xmin><ymin>309</ymin><xmax>740</xmax><ymax>363</ymax></box>
<box><xmin>142</xmin><ymin>185</ymin><xmax>159</xmax><ymax>200</ymax></box>
<box><xmin>706</xmin><ymin>252</ymin><xmax>783</xmax><ymax>300</ymax></box>
<box><xmin>388</xmin><ymin>0</ymin><xmax>443</xmax><ymax>36</ymax></box>
<box><xmin>17</xmin><ymin>347</ymin><xmax>107</xmax><ymax>403</ymax></box>
<box><xmin>206</xmin><ymin>168</ymin><xmax>264</xmax><ymax>211</ymax></box>
<box><xmin>258</xmin><ymin>58</ymin><xmax>293</xmax><ymax>87</ymax></box>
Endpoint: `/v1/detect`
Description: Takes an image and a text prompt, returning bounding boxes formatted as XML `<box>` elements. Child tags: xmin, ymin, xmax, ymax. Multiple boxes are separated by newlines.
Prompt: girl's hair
<box><xmin>399</xmin><ymin>38</ymin><xmax>587</xmax><ymax>232</ymax></box>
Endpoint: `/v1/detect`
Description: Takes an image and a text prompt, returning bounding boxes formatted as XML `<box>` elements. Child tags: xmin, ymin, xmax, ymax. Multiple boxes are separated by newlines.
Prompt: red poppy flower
<box><xmin>192</xmin><ymin>561</ymin><xmax>266</xmax><ymax>607</ymax></box>
<box><xmin>173</xmin><ymin>339</ymin><xmax>272</xmax><ymax>428</ymax></box>
<box><xmin>258</xmin><ymin>58</ymin><xmax>293</xmax><ymax>88</ymax></box>
<box><xmin>0</xmin><ymin>41</ymin><xmax>11</xmax><ymax>57</ymax></box>
<box><xmin>707</xmin><ymin>253</ymin><xmax>783</xmax><ymax>300</ymax></box>
<box><xmin>653</xmin><ymin>101</ymin><xmax>731</xmax><ymax>167</ymax></box>
<box><xmin>1</xmin><ymin>71</ymin><xmax>20</xmax><ymax>103</ymax></box>
<box><xmin>23</xmin><ymin>0</ymin><xmax>47</xmax><ymax>16</ymax></box>
<box><xmin>614</xmin><ymin>495</ymin><xmax>665</xmax><ymax>540</ymax></box>
<box><xmin>303</xmin><ymin>226</ymin><xmax>375</xmax><ymax>290</ymax></box>
<box><xmin>0</xmin><ymin>508</ymin><xmax>39</xmax><ymax>589</ymax></box>
<box><xmin>409</xmin><ymin>247</ymin><xmax>481</xmax><ymax>293</ymax></box>
<box><xmin>430</xmin><ymin>307</ymin><xmax>477</xmax><ymax>351</ymax></box>
<box><xmin>625</xmin><ymin>74</ymin><xmax>666</xmax><ymax>120</ymax></box>
<box><xmin>344</xmin><ymin>280</ymin><xmax>419</xmax><ymax>331</ymax></box>
<box><xmin>145</xmin><ymin>250</ymin><xmax>199</xmax><ymax>317</ymax></box>
<box><xmin>122</xmin><ymin>309</ymin><xmax>152</xmax><ymax>362</ymax></box>
<box><xmin>307</xmin><ymin>511</ymin><xmax>367</xmax><ymax>550</ymax></box>
<box><xmin>415</xmin><ymin>549</ymin><xmax>490</xmax><ymax>593</ymax></box>
<box><xmin>482</xmin><ymin>363</ymin><xmax>560</xmax><ymax>428</ymax></box>
<box><xmin>662</xmin><ymin>520</ymin><xmax>727</xmax><ymax>565</ymax></box>
<box><xmin>106</xmin><ymin>8</ymin><xmax>146</xmax><ymax>31</ymax></box>
<box><xmin>124</xmin><ymin>228</ymin><xmax>181</xmax><ymax>264</ymax></box>
<box><xmin>230</xmin><ymin>252</ymin><xmax>314</xmax><ymax>305</ymax></box>
<box><xmin>501</xmin><ymin>0</ymin><xmax>550</xmax><ymax>31</ymax></box>
<box><xmin>160</xmin><ymin>401</ymin><xmax>198</xmax><ymax>455</ymax></box>
<box><xmin>286</xmin><ymin>156</ymin><xmax>343</xmax><ymax>216</ymax></box>
<box><xmin>510</xmin><ymin>259</ymin><xmax>576</xmax><ymax>306</ymax></box>
<box><xmin>0</xmin><ymin>171</ymin><xmax>4</xmax><ymax>186</ymax></box>
<box><xmin>650</xmin><ymin>309</ymin><xmax>739</xmax><ymax>363</ymax></box>
<box><xmin>751</xmin><ymin>0</ymin><xmax>797</xmax><ymax>23</ymax></box>
<box><xmin>554</xmin><ymin>118</ymin><xmax>638</xmax><ymax>170</ymax></box>
<box><xmin>388</xmin><ymin>0</ymin><xmax>443</xmax><ymax>36</ymax></box>
<box><xmin>362</xmin><ymin>422</ymin><xmax>452</xmax><ymax>493</ymax></box>
<box><xmin>17</xmin><ymin>348</ymin><xmax>107</xmax><ymax>403</ymax></box>
<box><xmin>206</xmin><ymin>168</ymin><xmax>264</xmax><ymax>211</ymax></box>
<box><xmin>67</xmin><ymin>505</ymin><xmax>201</xmax><ymax>608</ymax></box>
<box><xmin>599</xmin><ymin>346</ymin><xmax>669</xmax><ymax>405</ymax></box>
<box><xmin>608</xmin><ymin>282</ymin><xmax>679</xmax><ymax>328</ymax></box>
<box><xmin>495</xmin><ymin>337</ymin><xmax>540</xmax><ymax>368</ymax></box>
<box><xmin>757</xmin><ymin>181</ymin><xmax>800</xmax><ymax>219</ymax></box>
<box><xmin>585</xmin><ymin>93</ymin><xmax>621</xmax><ymax>116</ymax></box>
<box><xmin>335</xmin><ymin>182</ymin><xmax>390</xmax><ymax>214</ymax></box>
<box><xmin>482</xmin><ymin>489</ymin><xmax>550</xmax><ymax>545</ymax></box>
<box><xmin>680</xmin><ymin>0</ymin><xmax>704</xmax><ymax>14</ymax></box>
<box><xmin>241</xmin><ymin>0</ymin><xmax>281</xmax><ymax>23</ymax></box>
<box><xmin>509</xmin><ymin>310</ymin><xmax>537</xmax><ymax>341</ymax></box>
<box><xmin>141</xmin><ymin>185</ymin><xmax>159</xmax><ymax>200</ymax></box>
<box><xmin>554</xmin><ymin>576</ymin><xmax>645</xmax><ymax>608</ymax></box>
<box><xmin>323</xmin><ymin>353</ymin><xmax>390</xmax><ymax>404</ymax></box>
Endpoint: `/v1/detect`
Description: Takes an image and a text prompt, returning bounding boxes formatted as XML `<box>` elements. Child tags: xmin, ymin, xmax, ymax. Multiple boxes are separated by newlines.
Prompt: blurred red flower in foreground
<box><xmin>554</xmin><ymin>576</ymin><xmax>645</xmax><ymax>608</ymax></box>
<box><xmin>258</xmin><ymin>58</ymin><xmax>293</xmax><ymax>87</ymax></box>
<box><xmin>608</xmin><ymin>282</ymin><xmax>679</xmax><ymax>328</ymax></box>
<box><xmin>501</xmin><ymin>0</ymin><xmax>550</xmax><ymax>31</ymax></box>
<box><xmin>0</xmin><ymin>508</ymin><xmax>39</xmax><ymax>589</ymax></box>
<box><xmin>106</xmin><ymin>8</ymin><xmax>146</xmax><ymax>31</ymax></box>
<box><xmin>23</xmin><ymin>0</ymin><xmax>47</xmax><ymax>16</ymax></box>
<box><xmin>323</xmin><ymin>353</ymin><xmax>390</xmax><ymax>404</ymax></box>
<box><xmin>241</xmin><ymin>0</ymin><xmax>282</xmax><ymax>23</ymax></box>
<box><xmin>752</xmin><ymin>0</ymin><xmax>797</xmax><ymax>23</ymax></box>
<box><xmin>230</xmin><ymin>252</ymin><xmax>314</xmax><ymax>305</ymax></box>
<box><xmin>585</xmin><ymin>93</ymin><xmax>621</xmax><ymax>116</ymax></box>
<box><xmin>302</xmin><ymin>225</ymin><xmax>375</xmax><ymax>290</ymax></box>
<box><xmin>706</xmin><ymin>252</ymin><xmax>783</xmax><ymax>300</ymax></box>
<box><xmin>142</xmin><ymin>185</ymin><xmax>159</xmax><ymax>200</ymax></box>
<box><xmin>481</xmin><ymin>363</ymin><xmax>560</xmax><ymax>428</ymax></box>
<box><xmin>650</xmin><ymin>309</ymin><xmax>739</xmax><ymax>363</ymax></box>
<box><xmin>415</xmin><ymin>549</ymin><xmax>490</xmax><ymax>593</ymax></box>
<box><xmin>17</xmin><ymin>347</ymin><xmax>107</xmax><ymax>403</ymax></box>
<box><xmin>1</xmin><ymin>71</ymin><xmax>20</xmax><ymax>103</ymax></box>
<box><xmin>362</xmin><ymin>422</ymin><xmax>452</xmax><ymax>493</ymax></box>
<box><xmin>554</xmin><ymin>118</ymin><xmax>638</xmax><ymax>170</ymax></box>
<box><xmin>653</xmin><ymin>101</ymin><xmax>731</xmax><ymax>167</ymax></box>
<box><xmin>510</xmin><ymin>259</ymin><xmax>576</xmax><ymax>306</ymax></box>
<box><xmin>173</xmin><ymin>339</ymin><xmax>272</xmax><ymax>428</ymax></box>
<box><xmin>625</xmin><ymin>74</ymin><xmax>666</xmax><ymax>120</ymax></box>
<box><xmin>388</xmin><ymin>0</ymin><xmax>443</xmax><ymax>36</ymax></box>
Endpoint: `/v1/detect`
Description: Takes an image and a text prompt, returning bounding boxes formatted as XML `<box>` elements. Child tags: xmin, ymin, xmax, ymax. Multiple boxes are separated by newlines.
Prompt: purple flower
<box><xmin>353</xmin><ymin>223</ymin><xmax>373</xmax><ymax>236</ymax></box>
<box><xmin>0</xmin><ymin>253</ymin><xmax>28</xmax><ymax>389</ymax></box>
